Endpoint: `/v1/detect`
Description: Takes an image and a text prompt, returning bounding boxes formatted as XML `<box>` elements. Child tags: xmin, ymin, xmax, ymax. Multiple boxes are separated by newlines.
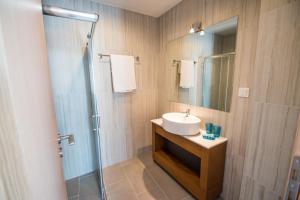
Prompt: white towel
<box><xmin>180</xmin><ymin>60</ymin><xmax>195</xmax><ymax>88</ymax></box>
<box><xmin>110</xmin><ymin>54</ymin><xmax>136</xmax><ymax>93</ymax></box>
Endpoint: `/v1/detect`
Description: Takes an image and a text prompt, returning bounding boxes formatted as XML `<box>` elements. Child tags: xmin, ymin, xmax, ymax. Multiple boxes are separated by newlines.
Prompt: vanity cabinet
<box><xmin>152</xmin><ymin>121</ymin><xmax>227</xmax><ymax>200</ymax></box>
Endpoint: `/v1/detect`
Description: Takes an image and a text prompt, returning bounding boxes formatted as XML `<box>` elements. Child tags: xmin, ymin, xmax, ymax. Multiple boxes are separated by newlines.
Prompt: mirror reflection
<box><xmin>166</xmin><ymin>17</ymin><xmax>238</xmax><ymax>112</ymax></box>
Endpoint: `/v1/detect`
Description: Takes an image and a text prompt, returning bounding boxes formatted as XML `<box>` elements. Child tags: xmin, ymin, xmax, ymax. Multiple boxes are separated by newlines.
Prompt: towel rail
<box><xmin>173</xmin><ymin>60</ymin><xmax>197</xmax><ymax>65</ymax></box>
<box><xmin>98</xmin><ymin>53</ymin><xmax>140</xmax><ymax>64</ymax></box>
<box><xmin>202</xmin><ymin>52</ymin><xmax>235</xmax><ymax>60</ymax></box>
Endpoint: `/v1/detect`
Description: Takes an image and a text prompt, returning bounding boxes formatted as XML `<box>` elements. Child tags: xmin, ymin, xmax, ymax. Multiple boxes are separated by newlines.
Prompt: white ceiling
<box><xmin>93</xmin><ymin>0</ymin><xmax>183</xmax><ymax>17</ymax></box>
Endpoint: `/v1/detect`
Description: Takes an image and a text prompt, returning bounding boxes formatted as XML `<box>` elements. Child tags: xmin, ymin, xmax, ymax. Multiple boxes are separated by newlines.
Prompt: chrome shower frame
<box><xmin>42</xmin><ymin>5</ymin><xmax>98</xmax><ymax>22</ymax></box>
<box><xmin>43</xmin><ymin>5</ymin><xmax>106</xmax><ymax>200</ymax></box>
<box><xmin>86</xmin><ymin>22</ymin><xmax>107</xmax><ymax>200</ymax></box>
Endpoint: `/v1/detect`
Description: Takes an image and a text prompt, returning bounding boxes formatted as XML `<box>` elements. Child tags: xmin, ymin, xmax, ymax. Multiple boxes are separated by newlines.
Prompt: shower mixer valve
<box><xmin>57</xmin><ymin>134</ymin><xmax>75</xmax><ymax>145</ymax></box>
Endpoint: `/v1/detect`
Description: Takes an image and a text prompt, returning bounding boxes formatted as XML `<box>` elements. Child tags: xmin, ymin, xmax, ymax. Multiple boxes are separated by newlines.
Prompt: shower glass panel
<box><xmin>202</xmin><ymin>55</ymin><xmax>235</xmax><ymax>112</ymax></box>
<box><xmin>43</xmin><ymin>13</ymin><xmax>105</xmax><ymax>200</ymax></box>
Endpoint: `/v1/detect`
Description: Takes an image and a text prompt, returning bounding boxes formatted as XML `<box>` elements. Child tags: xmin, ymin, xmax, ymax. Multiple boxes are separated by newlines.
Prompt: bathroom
<box><xmin>0</xmin><ymin>0</ymin><xmax>299</xmax><ymax>200</ymax></box>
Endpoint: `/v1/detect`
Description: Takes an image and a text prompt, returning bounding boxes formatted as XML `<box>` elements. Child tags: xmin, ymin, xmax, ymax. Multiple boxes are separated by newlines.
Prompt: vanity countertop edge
<box><xmin>151</xmin><ymin>118</ymin><xmax>228</xmax><ymax>149</ymax></box>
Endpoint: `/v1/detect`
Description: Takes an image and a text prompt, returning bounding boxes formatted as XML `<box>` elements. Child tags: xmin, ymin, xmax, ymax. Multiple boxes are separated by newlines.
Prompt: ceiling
<box><xmin>93</xmin><ymin>0</ymin><xmax>183</xmax><ymax>17</ymax></box>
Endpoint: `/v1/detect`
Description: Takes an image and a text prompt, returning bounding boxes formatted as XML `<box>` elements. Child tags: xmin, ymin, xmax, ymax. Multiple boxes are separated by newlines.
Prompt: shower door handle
<box><xmin>57</xmin><ymin>134</ymin><xmax>75</xmax><ymax>145</ymax></box>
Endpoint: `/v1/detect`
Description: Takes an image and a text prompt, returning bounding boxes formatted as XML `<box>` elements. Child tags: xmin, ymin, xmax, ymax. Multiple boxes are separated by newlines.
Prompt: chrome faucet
<box><xmin>185</xmin><ymin>108</ymin><xmax>190</xmax><ymax>117</ymax></box>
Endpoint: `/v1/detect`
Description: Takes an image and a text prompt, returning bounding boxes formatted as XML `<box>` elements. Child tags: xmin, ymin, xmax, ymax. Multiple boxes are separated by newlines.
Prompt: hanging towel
<box><xmin>180</xmin><ymin>60</ymin><xmax>195</xmax><ymax>88</ymax></box>
<box><xmin>110</xmin><ymin>54</ymin><xmax>136</xmax><ymax>93</ymax></box>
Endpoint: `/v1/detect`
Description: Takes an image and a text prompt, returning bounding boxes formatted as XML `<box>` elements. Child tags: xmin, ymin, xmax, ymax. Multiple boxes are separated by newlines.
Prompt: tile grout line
<box><xmin>122</xmin><ymin>158</ymin><xmax>164</xmax><ymax>197</ymax></box>
<box><xmin>103</xmin><ymin>153</ymin><xmax>192</xmax><ymax>200</ymax></box>
<box><xmin>143</xmin><ymin>166</ymin><xmax>171</xmax><ymax>200</ymax></box>
<box><xmin>136</xmin><ymin>155</ymin><xmax>171</xmax><ymax>200</ymax></box>
<box><xmin>104</xmin><ymin>176</ymin><xmax>127</xmax><ymax>188</ymax></box>
<box><xmin>120</xmin><ymin>163</ymin><xmax>140</xmax><ymax>200</ymax></box>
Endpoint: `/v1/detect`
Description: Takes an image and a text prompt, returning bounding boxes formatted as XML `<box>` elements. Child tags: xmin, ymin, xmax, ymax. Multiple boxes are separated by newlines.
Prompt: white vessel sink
<box><xmin>162</xmin><ymin>112</ymin><xmax>201</xmax><ymax>136</ymax></box>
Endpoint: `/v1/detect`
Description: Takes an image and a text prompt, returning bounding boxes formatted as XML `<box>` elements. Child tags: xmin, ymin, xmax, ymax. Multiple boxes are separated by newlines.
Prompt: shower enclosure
<box><xmin>202</xmin><ymin>52</ymin><xmax>235</xmax><ymax>112</ymax></box>
<box><xmin>42</xmin><ymin>5</ymin><xmax>105</xmax><ymax>199</ymax></box>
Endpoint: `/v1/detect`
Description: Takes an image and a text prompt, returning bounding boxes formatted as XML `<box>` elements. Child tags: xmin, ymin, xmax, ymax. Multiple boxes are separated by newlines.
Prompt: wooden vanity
<box><xmin>151</xmin><ymin>119</ymin><xmax>227</xmax><ymax>200</ymax></box>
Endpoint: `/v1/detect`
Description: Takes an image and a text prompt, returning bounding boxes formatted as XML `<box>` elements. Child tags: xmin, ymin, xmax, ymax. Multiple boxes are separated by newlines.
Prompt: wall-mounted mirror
<box><xmin>166</xmin><ymin>17</ymin><xmax>238</xmax><ymax>112</ymax></box>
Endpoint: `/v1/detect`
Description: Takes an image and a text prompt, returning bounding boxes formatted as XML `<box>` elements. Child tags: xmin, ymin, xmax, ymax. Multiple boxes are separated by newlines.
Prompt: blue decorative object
<box><xmin>205</xmin><ymin>123</ymin><xmax>213</xmax><ymax>134</ymax></box>
<box><xmin>213</xmin><ymin>125</ymin><xmax>222</xmax><ymax>138</ymax></box>
<box><xmin>203</xmin><ymin>133</ymin><xmax>215</xmax><ymax>140</ymax></box>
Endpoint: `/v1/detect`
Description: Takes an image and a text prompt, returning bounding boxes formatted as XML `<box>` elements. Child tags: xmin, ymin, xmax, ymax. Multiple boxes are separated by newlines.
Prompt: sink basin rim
<box><xmin>162</xmin><ymin>112</ymin><xmax>201</xmax><ymax>136</ymax></box>
<box><xmin>162</xmin><ymin>112</ymin><xmax>200</xmax><ymax>124</ymax></box>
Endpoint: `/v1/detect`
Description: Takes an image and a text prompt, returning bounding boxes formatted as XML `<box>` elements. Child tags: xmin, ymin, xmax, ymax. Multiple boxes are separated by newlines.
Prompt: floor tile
<box><xmin>146</xmin><ymin>164</ymin><xmax>190</xmax><ymax>200</ymax></box>
<box><xmin>122</xmin><ymin>159</ymin><xmax>157</xmax><ymax>194</ymax></box>
<box><xmin>138</xmin><ymin>151</ymin><xmax>155</xmax><ymax>167</ymax></box>
<box><xmin>121</xmin><ymin>158</ymin><xmax>144</xmax><ymax>168</ymax></box>
<box><xmin>79</xmin><ymin>194</ymin><xmax>100</xmax><ymax>200</ymax></box>
<box><xmin>182</xmin><ymin>195</ymin><xmax>196</xmax><ymax>200</ymax></box>
<box><xmin>79</xmin><ymin>174</ymin><xmax>100</xmax><ymax>198</ymax></box>
<box><xmin>103</xmin><ymin>150</ymin><xmax>199</xmax><ymax>200</ymax></box>
<box><xmin>106</xmin><ymin>179</ymin><xmax>138</xmax><ymax>200</ymax></box>
<box><xmin>103</xmin><ymin>163</ymin><xmax>126</xmax><ymax>186</ymax></box>
<box><xmin>68</xmin><ymin>195</ymin><xmax>79</xmax><ymax>200</ymax></box>
<box><xmin>137</xmin><ymin>187</ymin><xmax>168</xmax><ymax>200</ymax></box>
<box><xmin>66</xmin><ymin>177</ymin><xmax>79</xmax><ymax>197</ymax></box>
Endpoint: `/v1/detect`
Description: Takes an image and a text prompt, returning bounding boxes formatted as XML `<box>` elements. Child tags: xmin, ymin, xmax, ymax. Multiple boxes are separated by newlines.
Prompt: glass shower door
<box><xmin>43</xmin><ymin>15</ymin><xmax>105</xmax><ymax>200</ymax></box>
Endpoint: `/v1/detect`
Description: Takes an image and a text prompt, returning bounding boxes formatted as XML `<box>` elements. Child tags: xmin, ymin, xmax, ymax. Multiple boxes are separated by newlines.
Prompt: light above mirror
<box><xmin>189</xmin><ymin>22</ymin><xmax>205</xmax><ymax>35</ymax></box>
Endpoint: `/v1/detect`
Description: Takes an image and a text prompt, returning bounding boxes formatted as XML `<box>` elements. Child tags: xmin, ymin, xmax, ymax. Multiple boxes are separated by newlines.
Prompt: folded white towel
<box><xmin>110</xmin><ymin>54</ymin><xmax>136</xmax><ymax>93</ymax></box>
<box><xmin>180</xmin><ymin>60</ymin><xmax>195</xmax><ymax>88</ymax></box>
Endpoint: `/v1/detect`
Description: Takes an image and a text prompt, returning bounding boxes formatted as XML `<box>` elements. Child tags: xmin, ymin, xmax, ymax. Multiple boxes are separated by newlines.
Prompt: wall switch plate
<box><xmin>238</xmin><ymin>87</ymin><xmax>250</xmax><ymax>98</ymax></box>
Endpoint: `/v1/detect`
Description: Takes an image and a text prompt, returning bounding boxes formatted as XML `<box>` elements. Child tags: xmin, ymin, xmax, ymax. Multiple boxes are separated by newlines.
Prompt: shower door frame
<box><xmin>43</xmin><ymin>5</ymin><xmax>106</xmax><ymax>199</ymax></box>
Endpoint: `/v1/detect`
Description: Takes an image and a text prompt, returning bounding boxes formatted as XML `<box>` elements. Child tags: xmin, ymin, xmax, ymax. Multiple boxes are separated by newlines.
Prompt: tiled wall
<box><xmin>158</xmin><ymin>0</ymin><xmax>300</xmax><ymax>199</ymax></box>
<box><xmin>92</xmin><ymin>4</ymin><xmax>159</xmax><ymax>167</ymax></box>
<box><xmin>43</xmin><ymin>0</ymin><xmax>159</xmax><ymax>171</ymax></box>
<box><xmin>240</xmin><ymin>0</ymin><xmax>300</xmax><ymax>198</ymax></box>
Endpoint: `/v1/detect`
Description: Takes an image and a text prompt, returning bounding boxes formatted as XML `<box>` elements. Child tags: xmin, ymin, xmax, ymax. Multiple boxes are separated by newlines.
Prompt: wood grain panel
<box><xmin>93</xmin><ymin>3</ymin><xmax>159</xmax><ymax>167</ymax></box>
<box><xmin>152</xmin><ymin>123</ymin><xmax>227</xmax><ymax>200</ymax></box>
<box><xmin>252</xmin><ymin>0</ymin><xmax>300</xmax><ymax>106</ymax></box>
<box><xmin>240</xmin><ymin>0</ymin><xmax>300</xmax><ymax>198</ymax></box>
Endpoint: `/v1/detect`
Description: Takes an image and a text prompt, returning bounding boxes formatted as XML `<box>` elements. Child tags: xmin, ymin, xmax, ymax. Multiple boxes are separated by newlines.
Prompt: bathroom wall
<box><xmin>0</xmin><ymin>0</ymin><xmax>67</xmax><ymax>199</ymax></box>
<box><xmin>158</xmin><ymin>0</ymin><xmax>300</xmax><ymax>199</ymax></box>
<box><xmin>43</xmin><ymin>0</ymin><xmax>159</xmax><ymax>168</ymax></box>
<box><xmin>240</xmin><ymin>0</ymin><xmax>300</xmax><ymax>198</ymax></box>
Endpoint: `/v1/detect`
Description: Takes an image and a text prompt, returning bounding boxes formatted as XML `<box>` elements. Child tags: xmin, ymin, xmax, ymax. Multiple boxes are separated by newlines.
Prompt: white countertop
<box><xmin>151</xmin><ymin>118</ymin><xmax>228</xmax><ymax>149</ymax></box>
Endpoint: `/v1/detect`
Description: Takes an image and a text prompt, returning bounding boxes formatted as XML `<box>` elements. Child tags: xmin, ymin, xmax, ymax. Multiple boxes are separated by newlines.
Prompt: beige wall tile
<box><xmin>252</xmin><ymin>1</ymin><xmax>300</xmax><ymax>106</ymax></box>
<box><xmin>240</xmin><ymin>176</ymin><xmax>281</xmax><ymax>200</ymax></box>
<box><xmin>242</xmin><ymin>103</ymin><xmax>300</xmax><ymax>195</ymax></box>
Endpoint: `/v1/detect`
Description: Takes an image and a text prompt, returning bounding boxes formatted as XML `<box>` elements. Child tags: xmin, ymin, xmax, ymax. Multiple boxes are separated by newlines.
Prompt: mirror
<box><xmin>166</xmin><ymin>17</ymin><xmax>238</xmax><ymax>112</ymax></box>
